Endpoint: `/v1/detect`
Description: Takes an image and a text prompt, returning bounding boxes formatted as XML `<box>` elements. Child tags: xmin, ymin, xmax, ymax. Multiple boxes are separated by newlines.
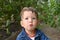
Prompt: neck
<box><xmin>25</xmin><ymin>29</ymin><xmax>36</xmax><ymax>38</ymax></box>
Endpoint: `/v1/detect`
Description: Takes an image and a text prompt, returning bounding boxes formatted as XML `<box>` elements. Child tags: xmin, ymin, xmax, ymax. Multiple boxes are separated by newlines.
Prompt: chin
<box><xmin>28</xmin><ymin>28</ymin><xmax>35</xmax><ymax>31</ymax></box>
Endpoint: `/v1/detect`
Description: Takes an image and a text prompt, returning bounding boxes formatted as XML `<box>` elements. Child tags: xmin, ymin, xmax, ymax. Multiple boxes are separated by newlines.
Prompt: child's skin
<box><xmin>20</xmin><ymin>10</ymin><xmax>38</xmax><ymax>38</ymax></box>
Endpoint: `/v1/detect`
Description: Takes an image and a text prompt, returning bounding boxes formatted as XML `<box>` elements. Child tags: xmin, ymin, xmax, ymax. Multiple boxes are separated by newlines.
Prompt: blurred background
<box><xmin>0</xmin><ymin>0</ymin><xmax>60</xmax><ymax>40</ymax></box>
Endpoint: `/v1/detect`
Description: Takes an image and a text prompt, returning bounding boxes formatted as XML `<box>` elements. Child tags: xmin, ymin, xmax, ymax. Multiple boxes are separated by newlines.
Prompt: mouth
<box><xmin>29</xmin><ymin>24</ymin><xmax>33</xmax><ymax>27</ymax></box>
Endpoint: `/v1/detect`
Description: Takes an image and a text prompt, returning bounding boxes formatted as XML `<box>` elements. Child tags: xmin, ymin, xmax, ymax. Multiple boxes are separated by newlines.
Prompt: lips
<box><xmin>29</xmin><ymin>24</ymin><xmax>33</xmax><ymax>27</ymax></box>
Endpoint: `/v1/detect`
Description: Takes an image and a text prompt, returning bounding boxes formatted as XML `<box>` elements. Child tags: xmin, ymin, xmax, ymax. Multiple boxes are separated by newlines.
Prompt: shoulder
<box><xmin>16</xmin><ymin>28</ymin><xmax>27</xmax><ymax>40</ymax></box>
<box><xmin>16</xmin><ymin>31</ymin><xmax>23</xmax><ymax>40</ymax></box>
<box><xmin>41</xmin><ymin>33</ymin><xmax>49</xmax><ymax>40</ymax></box>
<box><xmin>36</xmin><ymin>29</ymin><xmax>49</xmax><ymax>40</ymax></box>
<box><xmin>16</xmin><ymin>29</ymin><xmax>25</xmax><ymax>40</ymax></box>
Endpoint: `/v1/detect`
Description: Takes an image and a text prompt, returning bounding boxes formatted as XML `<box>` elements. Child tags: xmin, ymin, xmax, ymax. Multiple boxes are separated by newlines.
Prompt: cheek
<box><xmin>23</xmin><ymin>21</ymin><xmax>28</xmax><ymax>26</ymax></box>
<box><xmin>33</xmin><ymin>21</ymin><xmax>38</xmax><ymax>26</ymax></box>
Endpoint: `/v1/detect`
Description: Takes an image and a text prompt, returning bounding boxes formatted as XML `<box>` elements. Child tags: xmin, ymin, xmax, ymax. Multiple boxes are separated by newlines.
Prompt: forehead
<box><xmin>23</xmin><ymin>11</ymin><xmax>36</xmax><ymax>17</ymax></box>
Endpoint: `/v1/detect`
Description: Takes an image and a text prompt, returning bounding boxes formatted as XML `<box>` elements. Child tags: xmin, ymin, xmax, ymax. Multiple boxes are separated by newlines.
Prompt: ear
<box><xmin>20</xmin><ymin>21</ymin><xmax>23</xmax><ymax>27</ymax></box>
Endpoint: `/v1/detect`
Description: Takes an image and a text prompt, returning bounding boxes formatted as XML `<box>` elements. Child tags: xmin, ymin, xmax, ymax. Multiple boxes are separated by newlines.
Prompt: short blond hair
<box><xmin>20</xmin><ymin>7</ymin><xmax>38</xmax><ymax>20</ymax></box>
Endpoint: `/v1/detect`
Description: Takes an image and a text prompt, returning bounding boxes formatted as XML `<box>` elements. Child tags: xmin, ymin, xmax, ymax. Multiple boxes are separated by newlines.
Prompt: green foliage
<box><xmin>37</xmin><ymin>0</ymin><xmax>60</xmax><ymax>27</ymax></box>
<box><xmin>0</xmin><ymin>0</ymin><xmax>60</xmax><ymax>39</ymax></box>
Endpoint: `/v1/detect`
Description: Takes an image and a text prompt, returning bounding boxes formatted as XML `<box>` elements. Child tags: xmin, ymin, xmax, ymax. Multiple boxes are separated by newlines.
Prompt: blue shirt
<box><xmin>16</xmin><ymin>28</ymin><xmax>49</xmax><ymax>40</ymax></box>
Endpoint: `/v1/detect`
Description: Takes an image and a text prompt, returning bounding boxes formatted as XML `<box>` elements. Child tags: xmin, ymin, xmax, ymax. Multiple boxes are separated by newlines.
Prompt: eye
<box><xmin>25</xmin><ymin>18</ymin><xmax>28</xmax><ymax>20</ymax></box>
<box><xmin>32</xmin><ymin>17</ymin><xmax>36</xmax><ymax>20</ymax></box>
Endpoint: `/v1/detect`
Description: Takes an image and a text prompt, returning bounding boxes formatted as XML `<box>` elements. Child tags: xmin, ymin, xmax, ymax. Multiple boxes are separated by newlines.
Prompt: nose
<box><xmin>29</xmin><ymin>18</ymin><xmax>32</xmax><ymax>23</ymax></box>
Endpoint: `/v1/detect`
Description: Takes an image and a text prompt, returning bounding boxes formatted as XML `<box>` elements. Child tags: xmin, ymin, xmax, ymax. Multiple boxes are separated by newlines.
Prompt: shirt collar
<box><xmin>20</xmin><ymin>28</ymin><xmax>28</xmax><ymax>37</ymax></box>
<box><xmin>35</xmin><ymin>29</ymin><xmax>42</xmax><ymax>37</ymax></box>
<box><xmin>20</xmin><ymin>28</ymin><xmax>42</xmax><ymax>38</ymax></box>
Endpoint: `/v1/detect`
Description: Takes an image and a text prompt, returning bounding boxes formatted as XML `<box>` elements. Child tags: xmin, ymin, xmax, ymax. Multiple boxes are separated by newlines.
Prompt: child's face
<box><xmin>20</xmin><ymin>11</ymin><xmax>38</xmax><ymax>31</ymax></box>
